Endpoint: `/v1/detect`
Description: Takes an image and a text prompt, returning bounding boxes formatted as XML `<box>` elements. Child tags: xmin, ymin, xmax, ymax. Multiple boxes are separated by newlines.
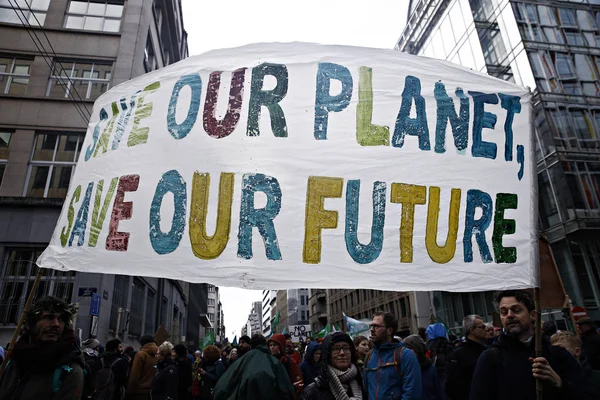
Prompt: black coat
<box><xmin>151</xmin><ymin>359</ymin><xmax>179</xmax><ymax>400</ymax></box>
<box><xmin>445</xmin><ymin>339</ymin><xmax>487</xmax><ymax>400</ymax></box>
<box><xmin>580</xmin><ymin>357</ymin><xmax>600</xmax><ymax>400</ymax></box>
<box><xmin>469</xmin><ymin>334</ymin><xmax>581</xmax><ymax>400</ymax></box>
<box><xmin>176</xmin><ymin>358</ymin><xmax>193</xmax><ymax>400</ymax></box>
<box><xmin>581</xmin><ymin>330</ymin><xmax>600</xmax><ymax>370</ymax></box>
<box><xmin>302</xmin><ymin>375</ymin><xmax>362</xmax><ymax>400</ymax></box>
<box><xmin>101</xmin><ymin>352</ymin><xmax>129</xmax><ymax>398</ymax></box>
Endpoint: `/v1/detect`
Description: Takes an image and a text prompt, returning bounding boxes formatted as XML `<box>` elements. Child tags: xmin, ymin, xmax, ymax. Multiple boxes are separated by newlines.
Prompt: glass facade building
<box><xmin>397</xmin><ymin>0</ymin><xmax>600</xmax><ymax>329</ymax></box>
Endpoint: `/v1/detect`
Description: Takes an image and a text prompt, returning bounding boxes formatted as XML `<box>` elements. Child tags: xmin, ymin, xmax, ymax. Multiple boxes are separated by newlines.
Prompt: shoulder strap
<box><xmin>364</xmin><ymin>349</ymin><xmax>374</xmax><ymax>368</ymax></box>
<box><xmin>52</xmin><ymin>365</ymin><xmax>73</xmax><ymax>394</ymax></box>
<box><xmin>109</xmin><ymin>358</ymin><xmax>120</xmax><ymax>368</ymax></box>
<box><xmin>393</xmin><ymin>347</ymin><xmax>405</xmax><ymax>378</ymax></box>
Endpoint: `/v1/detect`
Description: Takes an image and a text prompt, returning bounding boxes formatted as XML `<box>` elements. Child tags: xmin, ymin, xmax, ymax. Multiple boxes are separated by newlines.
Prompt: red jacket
<box><xmin>269</xmin><ymin>334</ymin><xmax>303</xmax><ymax>387</ymax></box>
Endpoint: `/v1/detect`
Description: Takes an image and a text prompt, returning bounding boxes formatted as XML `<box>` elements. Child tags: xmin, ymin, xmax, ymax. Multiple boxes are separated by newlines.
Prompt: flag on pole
<box><xmin>232</xmin><ymin>336</ymin><xmax>238</xmax><ymax>346</ymax></box>
<box><xmin>282</xmin><ymin>326</ymin><xmax>288</xmax><ymax>335</ymax></box>
<box><xmin>316</xmin><ymin>324</ymin><xmax>331</xmax><ymax>338</ymax></box>
<box><xmin>272</xmin><ymin>311</ymin><xmax>281</xmax><ymax>329</ymax></box>
<box><xmin>333</xmin><ymin>323</ymin><xmax>342</xmax><ymax>332</ymax></box>
<box><xmin>343</xmin><ymin>313</ymin><xmax>370</xmax><ymax>337</ymax></box>
<box><xmin>201</xmin><ymin>330</ymin><xmax>215</xmax><ymax>349</ymax></box>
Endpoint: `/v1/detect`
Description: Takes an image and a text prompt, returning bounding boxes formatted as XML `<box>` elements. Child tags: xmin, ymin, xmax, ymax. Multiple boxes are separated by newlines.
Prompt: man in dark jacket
<box><xmin>302</xmin><ymin>332</ymin><xmax>364</xmax><ymax>400</ymax></box>
<box><xmin>0</xmin><ymin>296</ymin><xmax>85</xmax><ymax>400</ymax></box>
<box><xmin>213</xmin><ymin>333</ymin><xmax>296</xmax><ymax>400</ymax></box>
<box><xmin>300</xmin><ymin>341</ymin><xmax>322</xmax><ymax>386</ymax></box>
<box><xmin>576</xmin><ymin>317</ymin><xmax>600</xmax><ymax>370</ymax></box>
<box><xmin>100</xmin><ymin>338</ymin><xmax>129</xmax><ymax>400</ymax></box>
<box><xmin>446</xmin><ymin>314</ymin><xmax>488</xmax><ymax>400</ymax></box>
<box><xmin>470</xmin><ymin>290</ymin><xmax>581</xmax><ymax>400</ymax></box>
<box><xmin>173</xmin><ymin>344</ymin><xmax>192</xmax><ymax>400</ymax></box>
<box><xmin>238</xmin><ymin>335</ymin><xmax>251</xmax><ymax>357</ymax></box>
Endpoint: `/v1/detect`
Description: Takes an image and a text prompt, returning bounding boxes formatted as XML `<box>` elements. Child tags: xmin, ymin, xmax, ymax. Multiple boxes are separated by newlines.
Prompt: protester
<box><xmin>418</xmin><ymin>327</ymin><xmax>428</xmax><ymax>342</ymax></box>
<box><xmin>198</xmin><ymin>344</ymin><xmax>226</xmax><ymax>399</ymax></box>
<box><xmin>301</xmin><ymin>332</ymin><xmax>364</xmax><ymax>400</ymax></box>
<box><xmin>220</xmin><ymin>347</ymin><xmax>231</xmax><ymax>369</ymax></box>
<box><xmin>126</xmin><ymin>334</ymin><xmax>158</xmax><ymax>400</ymax></box>
<box><xmin>151</xmin><ymin>341</ymin><xmax>178</xmax><ymax>400</ymax></box>
<box><xmin>229</xmin><ymin>348</ymin><xmax>238</xmax><ymax>363</ymax></box>
<box><xmin>484</xmin><ymin>323</ymin><xmax>495</xmax><ymax>344</ymax></box>
<box><xmin>426</xmin><ymin>322</ymin><xmax>453</xmax><ymax>387</ymax></box>
<box><xmin>269</xmin><ymin>333</ymin><xmax>304</xmax><ymax>395</ymax></box>
<box><xmin>82</xmin><ymin>338</ymin><xmax>103</xmax><ymax>385</ymax></box>
<box><xmin>213</xmin><ymin>333</ymin><xmax>296</xmax><ymax>400</ymax></box>
<box><xmin>542</xmin><ymin>321</ymin><xmax>558</xmax><ymax>341</ymax></box>
<box><xmin>300</xmin><ymin>341</ymin><xmax>322</xmax><ymax>386</ymax></box>
<box><xmin>238</xmin><ymin>335</ymin><xmax>251</xmax><ymax>357</ymax></box>
<box><xmin>0</xmin><ymin>296</ymin><xmax>85</xmax><ymax>400</ymax></box>
<box><xmin>470</xmin><ymin>290</ymin><xmax>582</xmax><ymax>400</ymax></box>
<box><xmin>95</xmin><ymin>338</ymin><xmax>129</xmax><ymax>400</ymax></box>
<box><xmin>174</xmin><ymin>344</ymin><xmax>193</xmax><ymax>400</ymax></box>
<box><xmin>353</xmin><ymin>335</ymin><xmax>370</xmax><ymax>366</ymax></box>
<box><xmin>445</xmin><ymin>315</ymin><xmax>487</xmax><ymax>400</ymax></box>
<box><xmin>404</xmin><ymin>335</ymin><xmax>445</xmax><ymax>400</ymax></box>
<box><xmin>286</xmin><ymin>334</ymin><xmax>302</xmax><ymax>365</ymax></box>
<box><xmin>576</xmin><ymin>317</ymin><xmax>600</xmax><ymax>370</ymax></box>
<box><xmin>363</xmin><ymin>311</ymin><xmax>421</xmax><ymax>400</ymax></box>
<box><xmin>550</xmin><ymin>331</ymin><xmax>600</xmax><ymax>399</ymax></box>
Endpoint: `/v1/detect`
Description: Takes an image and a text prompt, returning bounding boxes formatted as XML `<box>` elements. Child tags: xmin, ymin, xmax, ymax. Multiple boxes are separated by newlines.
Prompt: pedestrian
<box><xmin>426</xmin><ymin>322</ymin><xmax>453</xmax><ymax>388</ymax></box>
<box><xmin>220</xmin><ymin>347</ymin><xmax>230</xmax><ymax>370</ymax></box>
<box><xmin>126</xmin><ymin>334</ymin><xmax>158</xmax><ymax>400</ymax></box>
<box><xmin>95</xmin><ymin>338</ymin><xmax>129</xmax><ymax>400</ymax></box>
<box><xmin>82</xmin><ymin>338</ymin><xmax>103</xmax><ymax>387</ymax></box>
<box><xmin>542</xmin><ymin>321</ymin><xmax>557</xmax><ymax>342</ymax></box>
<box><xmin>174</xmin><ymin>344</ymin><xmax>193</xmax><ymax>400</ymax></box>
<box><xmin>237</xmin><ymin>335</ymin><xmax>251</xmax><ymax>357</ymax></box>
<box><xmin>404</xmin><ymin>335</ymin><xmax>445</xmax><ymax>400</ymax></box>
<box><xmin>576</xmin><ymin>317</ymin><xmax>600</xmax><ymax>370</ymax></box>
<box><xmin>363</xmin><ymin>311</ymin><xmax>421</xmax><ymax>400</ymax></box>
<box><xmin>269</xmin><ymin>333</ymin><xmax>304</xmax><ymax>395</ymax></box>
<box><xmin>0</xmin><ymin>296</ymin><xmax>85</xmax><ymax>400</ymax></box>
<box><xmin>286</xmin><ymin>334</ymin><xmax>302</xmax><ymax>365</ymax></box>
<box><xmin>484</xmin><ymin>323</ymin><xmax>495</xmax><ymax>345</ymax></box>
<box><xmin>550</xmin><ymin>331</ymin><xmax>600</xmax><ymax>399</ymax></box>
<box><xmin>213</xmin><ymin>333</ymin><xmax>296</xmax><ymax>400</ymax></box>
<box><xmin>470</xmin><ymin>290</ymin><xmax>582</xmax><ymax>400</ymax></box>
<box><xmin>198</xmin><ymin>344</ymin><xmax>225</xmax><ymax>399</ymax></box>
<box><xmin>301</xmin><ymin>332</ymin><xmax>364</xmax><ymax>400</ymax></box>
<box><xmin>151</xmin><ymin>341</ymin><xmax>178</xmax><ymax>400</ymax></box>
<box><xmin>353</xmin><ymin>335</ymin><xmax>370</xmax><ymax>366</ymax></box>
<box><xmin>300</xmin><ymin>341</ymin><xmax>322</xmax><ymax>386</ymax></box>
<box><xmin>445</xmin><ymin>315</ymin><xmax>487</xmax><ymax>400</ymax></box>
<box><xmin>229</xmin><ymin>348</ymin><xmax>238</xmax><ymax>364</ymax></box>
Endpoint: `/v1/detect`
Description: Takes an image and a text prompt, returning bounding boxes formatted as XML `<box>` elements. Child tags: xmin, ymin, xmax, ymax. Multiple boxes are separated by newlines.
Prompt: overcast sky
<box><xmin>181</xmin><ymin>0</ymin><xmax>409</xmax><ymax>340</ymax></box>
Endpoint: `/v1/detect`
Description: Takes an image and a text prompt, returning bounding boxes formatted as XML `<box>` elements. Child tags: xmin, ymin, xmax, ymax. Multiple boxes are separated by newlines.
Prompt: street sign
<box><xmin>90</xmin><ymin>315</ymin><xmax>99</xmax><ymax>336</ymax></box>
<box><xmin>78</xmin><ymin>287</ymin><xmax>97</xmax><ymax>297</ymax></box>
<box><xmin>572</xmin><ymin>306</ymin><xmax>587</xmax><ymax>321</ymax></box>
<box><xmin>90</xmin><ymin>293</ymin><xmax>101</xmax><ymax>316</ymax></box>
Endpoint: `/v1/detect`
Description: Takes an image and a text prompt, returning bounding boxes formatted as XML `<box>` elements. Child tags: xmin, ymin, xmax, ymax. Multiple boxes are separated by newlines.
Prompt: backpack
<box><xmin>93</xmin><ymin>358</ymin><xmax>121</xmax><ymax>400</ymax></box>
<box><xmin>51</xmin><ymin>362</ymin><xmax>94</xmax><ymax>399</ymax></box>
<box><xmin>427</xmin><ymin>337</ymin><xmax>453</xmax><ymax>377</ymax></box>
<box><xmin>364</xmin><ymin>346</ymin><xmax>405</xmax><ymax>378</ymax></box>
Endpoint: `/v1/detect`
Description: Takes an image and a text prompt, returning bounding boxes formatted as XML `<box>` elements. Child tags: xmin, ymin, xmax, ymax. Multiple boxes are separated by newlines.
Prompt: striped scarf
<box><xmin>326</xmin><ymin>364</ymin><xmax>363</xmax><ymax>400</ymax></box>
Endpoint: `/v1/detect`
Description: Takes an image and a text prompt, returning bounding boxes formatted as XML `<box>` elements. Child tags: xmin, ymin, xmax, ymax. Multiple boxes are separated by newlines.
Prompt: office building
<box><xmin>0</xmin><ymin>0</ymin><xmax>195</xmax><ymax>345</ymax></box>
<box><xmin>396</xmin><ymin>0</ymin><xmax>600</xmax><ymax>328</ymax></box>
<box><xmin>262</xmin><ymin>289</ymin><xmax>276</xmax><ymax>335</ymax></box>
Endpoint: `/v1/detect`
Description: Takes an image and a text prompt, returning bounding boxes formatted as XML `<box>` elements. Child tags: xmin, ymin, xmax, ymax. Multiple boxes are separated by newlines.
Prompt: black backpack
<box><xmin>93</xmin><ymin>358</ymin><xmax>120</xmax><ymax>400</ymax></box>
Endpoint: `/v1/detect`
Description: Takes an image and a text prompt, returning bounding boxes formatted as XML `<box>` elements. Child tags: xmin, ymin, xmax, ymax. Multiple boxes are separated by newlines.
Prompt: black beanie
<box><xmin>140</xmin><ymin>334</ymin><xmax>155</xmax><ymax>346</ymax></box>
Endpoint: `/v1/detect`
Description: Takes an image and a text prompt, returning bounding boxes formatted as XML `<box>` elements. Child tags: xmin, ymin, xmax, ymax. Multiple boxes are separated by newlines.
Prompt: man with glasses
<box><xmin>446</xmin><ymin>315</ymin><xmax>488</xmax><ymax>400</ymax></box>
<box><xmin>363</xmin><ymin>311</ymin><xmax>421</xmax><ymax>400</ymax></box>
<box><xmin>302</xmin><ymin>332</ymin><xmax>364</xmax><ymax>399</ymax></box>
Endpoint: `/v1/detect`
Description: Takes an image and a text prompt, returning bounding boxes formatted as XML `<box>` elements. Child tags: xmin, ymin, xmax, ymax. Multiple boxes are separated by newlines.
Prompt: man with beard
<box><xmin>96</xmin><ymin>338</ymin><xmax>129</xmax><ymax>400</ymax></box>
<box><xmin>238</xmin><ymin>335</ymin><xmax>251</xmax><ymax>357</ymax></box>
<box><xmin>0</xmin><ymin>296</ymin><xmax>85</xmax><ymax>400</ymax></box>
<box><xmin>470</xmin><ymin>290</ymin><xmax>581</xmax><ymax>400</ymax></box>
<box><xmin>363</xmin><ymin>311</ymin><xmax>421</xmax><ymax>400</ymax></box>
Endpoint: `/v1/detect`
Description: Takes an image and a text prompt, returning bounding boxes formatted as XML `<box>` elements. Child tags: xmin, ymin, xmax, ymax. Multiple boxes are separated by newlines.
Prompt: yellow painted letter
<box><xmin>426</xmin><ymin>187</ymin><xmax>461</xmax><ymax>263</ymax></box>
<box><xmin>391</xmin><ymin>183</ymin><xmax>426</xmax><ymax>263</ymax></box>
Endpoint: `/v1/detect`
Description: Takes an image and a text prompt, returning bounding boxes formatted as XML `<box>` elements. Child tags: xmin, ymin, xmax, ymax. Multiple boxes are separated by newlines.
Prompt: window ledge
<box><xmin>0</xmin><ymin>93</ymin><xmax>95</xmax><ymax>103</ymax></box>
<box><xmin>0</xmin><ymin>22</ymin><xmax>122</xmax><ymax>37</ymax></box>
<box><xmin>0</xmin><ymin>196</ymin><xmax>64</xmax><ymax>207</ymax></box>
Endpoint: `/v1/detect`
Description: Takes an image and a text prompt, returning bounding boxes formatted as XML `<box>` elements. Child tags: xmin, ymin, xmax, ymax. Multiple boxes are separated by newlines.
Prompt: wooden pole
<box><xmin>534</xmin><ymin>287</ymin><xmax>543</xmax><ymax>400</ymax></box>
<box><xmin>0</xmin><ymin>268</ymin><xmax>44</xmax><ymax>378</ymax></box>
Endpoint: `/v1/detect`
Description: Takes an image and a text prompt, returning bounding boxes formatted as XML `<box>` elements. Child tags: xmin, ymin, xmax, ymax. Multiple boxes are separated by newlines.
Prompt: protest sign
<box><xmin>37</xmin><ymin>42</ymin><xmax>536</xmax><ymax>291</ymax></box>
<box><xmin>289</xmin><ymin>325</ymin><xmax>312</xmax><ymax>343</ymax></box>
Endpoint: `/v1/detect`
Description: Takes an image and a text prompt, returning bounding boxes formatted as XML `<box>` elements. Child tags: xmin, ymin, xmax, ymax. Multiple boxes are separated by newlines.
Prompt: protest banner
<box><xmin>289</xmin><ymin>325</ymin><xmax>312</xmax><ymax>343</ymax></box>
<box><xmin>37</xmin><ymin>42</ymin><xmax>536</xmax><ymax>291</ymax></box>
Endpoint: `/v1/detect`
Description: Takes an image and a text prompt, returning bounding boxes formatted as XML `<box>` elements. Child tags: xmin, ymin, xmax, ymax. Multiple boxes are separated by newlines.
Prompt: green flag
<box><xmin>272</xmin><ymin>311</ymin><xmax>281</xmax><ymax>328</ymax></box>
<box><xmin>282</xmin><ymin>326</ymin><xmax>288</xmax><ymax>335</ymax></box>
<box><xmin>202</xmin><ymin>330</ymin><xmax>215</xmax><ymax>349</ymax></box>
<box><xmin>232</xmin><ymin>335</ymin><xmax>238</xmax><ymax>346</ymax></box>
<box><xmin>316</xmin><ymin>324</ymin><xmax>331</xmax><ymax>338</ymax></box>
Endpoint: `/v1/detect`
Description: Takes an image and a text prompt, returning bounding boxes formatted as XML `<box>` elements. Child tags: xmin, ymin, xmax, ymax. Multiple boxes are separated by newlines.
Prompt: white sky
<box><xmin>181</xmin><ymin>0</ymin><xmax>409</xmax><ymax>340</ymax></box>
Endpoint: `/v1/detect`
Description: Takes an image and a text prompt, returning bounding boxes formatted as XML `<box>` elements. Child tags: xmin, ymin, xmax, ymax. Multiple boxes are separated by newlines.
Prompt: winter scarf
<box><xmin>326</xmin><ymin>364</ymin><xmax>362</xmax><ymax>400</ymax></box>
<box><xmin>12</xmin><ymin>329</ymin><xmax>78</xmax><ymax>374</ymax></box>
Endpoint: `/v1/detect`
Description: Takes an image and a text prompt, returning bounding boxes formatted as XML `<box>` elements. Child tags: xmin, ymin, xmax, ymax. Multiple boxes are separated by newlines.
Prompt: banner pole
<box><xmin>0</xmin><ymin>268</ymin><xmax>44</xmax><ymax>379</ymax></box>
<box><xmin>534</xmin><ymin>286</ymin><xmax>543</xmax><ymax>400</ymax></box>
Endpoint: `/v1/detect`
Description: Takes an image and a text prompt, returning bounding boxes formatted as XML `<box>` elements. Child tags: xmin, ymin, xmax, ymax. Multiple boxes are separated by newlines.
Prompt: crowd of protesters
<box><xmin>1</xmin><ymin>290</ymin><xmax>600</xmax><ymax>400</ymax></box>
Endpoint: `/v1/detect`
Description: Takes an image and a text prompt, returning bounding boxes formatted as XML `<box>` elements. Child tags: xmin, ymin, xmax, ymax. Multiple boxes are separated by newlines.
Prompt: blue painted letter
<box><xmin>463</xmin><ymin>189</ymin><xmax>493</xmax><ymax>263</ymax></box>
<box><xmin>434</xmin><ymin>83</ymin><xmax>469</xmax><ymax>153</ymax></box>
<box><xmin>167</xmin><ymin>74</ymin><xmax>202</xmax><ymax>139</ymax></box>
<box><xmin>392</xmin><ymin>76</ymin><xmax>430</xmax><ymax>150</ymax></box>
<box><xmin>85</xmin><ymin>108</ymin><xmax>109</xmax><ymax>161</ymax></box>
<box><xmin>469</xmin><ymin>91</ymin><xmax>498</xmax><ymax>159</ymax></box>
<box><xmin>314</xmin><ymin>62</ymin><xmax>353</xmax><ymax>140</ymax></box>
<box><xmin>149</xmin><ymin>170</ymin><xmax>187</xmax><ymax>255</ymax></box>
<box><xmin>69</xmin><ymin>182</ymin><xmax>94</xmax><ymax>246</ymax></box>
<box><xmin>498</xmin><ymin>93</ymin><xmax>521</xmax><ymax>162</ymax></box>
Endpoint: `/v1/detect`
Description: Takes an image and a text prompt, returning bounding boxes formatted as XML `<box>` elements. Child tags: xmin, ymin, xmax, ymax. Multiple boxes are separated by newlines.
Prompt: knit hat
<box><xmin>576</xmin><ymin>317</ymin><xmax>594</xmax><ymax>326</ymax></box>
<box><xmin>82</xmin><ymin>338</ymin><xmax>100</xmax><ymax>350</ymax></box>
<box><xmin>140</xmin><ymin>334</ymin><xmax>155</xmax><ymax>346</ymax></box>
<box><xmin>239</xmin><ymin>335</ymin><xmax>251</xmax><ymax>344</ymax></box>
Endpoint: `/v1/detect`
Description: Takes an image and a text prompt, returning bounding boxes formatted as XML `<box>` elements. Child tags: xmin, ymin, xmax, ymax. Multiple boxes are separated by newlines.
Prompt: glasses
<box><xmin>369</xmin><ymin>323</ymin><xmax>386</xmax><ymax>330</ymax></box>
<box><xmin>331</xmin><ymin>345</ymin><xmax>351</xmax><ymax>354</ymax></box>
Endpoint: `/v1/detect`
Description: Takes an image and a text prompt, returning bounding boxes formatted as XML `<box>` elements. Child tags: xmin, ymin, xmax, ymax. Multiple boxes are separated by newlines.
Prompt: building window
<box><xmin>25</xmin><ymin>132</ymin><xmax>84</xmax><ymax>198</ymax></box>
<box><xmin>0</xmin><ymin>0</ymin><xmax>49</xmax><ymax>26</ymax></box>
<box><xmin>144</xmin><ymin>34</ymin><xmax>157</xmax><ymax>73</ymax></box>
<box><xmin>0</xmin><ymin>56</ymin><xmax>33</xmax><ymax>95</ymax></box>
<box><xmin>1</xmin><ymin>248</ymin><xmax>75</xmax><ymax>325</ymax></box>
<box><xmin>47</xmin><ymin>59</ymin><xmax>112</xmax><ymax>100</ymax></box>
<box><xmin>129</xmin><ymin>277</ymin><xmax>145</xmax><ymax>336</ymax></box>
<box><xmin>145</xmin><ymin>288</ymin><xmax>156</xmax><ymax>334</ymax></box>
<box><xmin>208</xmin><ymin>313</ymin><xmax>214</xmax><ymax>321</ymax></box>
<box><xmin>208</xmin><ymin>298</ymin><xmax>215</xmax><ymax>306</ymax></box>
<box><xmin>301</xmin><ymin>310</ymin><xmax>306</xmax><ymax>321</ymax></box>
<box><xmin>554</xmin><ymin>54</ymin><xmax>575</xmax><ymax>79</ymax></box>
<box><xmin>562</xmin><ymin>82</ymin><xmax>582</xmax><ymax>95</ymax></box>
<box><xmin>110</xmin><ymin>275</ymin><xmax>129</xmax><ymax>332</ymax></box>
<box><xmin>557</xmin><ymin>8</ymin><xmax>577</xmax><ymax>28</ymax></box>
<box><xmin>564</xmin><ymin>32</ymin><xmax>586</xmax><ymax>46</ymax></box>
<box><xmin>0</xmin><ymin>130</ymin><xmax>11</xmax><ymax>188</ymax></box>
<box><xmin>64</xmin><ymin>0</ymin><xmax>123</xmax><ymax>32</ymax></box>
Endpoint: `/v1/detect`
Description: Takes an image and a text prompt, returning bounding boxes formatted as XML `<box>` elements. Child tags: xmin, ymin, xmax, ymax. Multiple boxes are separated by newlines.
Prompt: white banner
<box><xmin>38</xmin><ymin>43</ymin><xmax>537</xmax><ymax>291</ymax></box>
<box><xmin>289</xmin><ymin>325</ymin><xmax>312</xmax><ymax>343</ymax></box>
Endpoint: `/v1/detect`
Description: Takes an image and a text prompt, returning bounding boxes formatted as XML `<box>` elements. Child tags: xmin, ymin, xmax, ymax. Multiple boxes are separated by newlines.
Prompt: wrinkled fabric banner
<box><xmin>37</xmin><ymin>43</ymin><xmax>536</xmax><ymax>291</ymax></box>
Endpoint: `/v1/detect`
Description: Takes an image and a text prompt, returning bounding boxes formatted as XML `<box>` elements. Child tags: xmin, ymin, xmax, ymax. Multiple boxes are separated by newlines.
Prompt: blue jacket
<box><xmin>300</xmin><ymin>342</ymin><xmax>321</xmax><ymax>386</ymax></box>
<box><xmin>363</xmin><ymin>341</ymin><xmax>422</xmax><ymax>400</ymax></box>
